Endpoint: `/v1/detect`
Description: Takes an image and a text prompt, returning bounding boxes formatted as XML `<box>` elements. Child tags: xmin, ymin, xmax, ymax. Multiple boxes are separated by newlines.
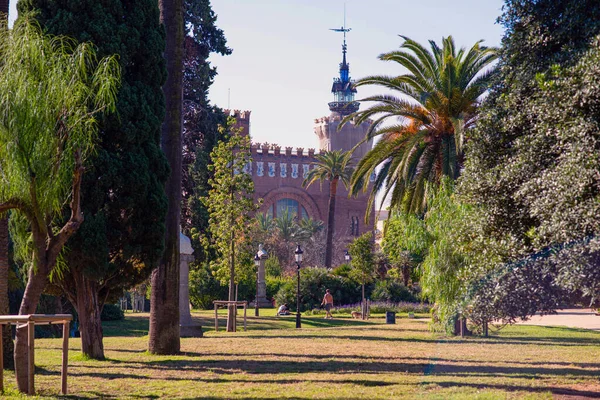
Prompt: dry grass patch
<box><xmin>1</xmin><ymin>311</ymin><xmax>599</xmax><ymax>399</ymax></box>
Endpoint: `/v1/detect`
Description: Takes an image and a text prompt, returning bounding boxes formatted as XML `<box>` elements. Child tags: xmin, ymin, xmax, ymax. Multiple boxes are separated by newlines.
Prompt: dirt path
<box><xmin>517</xmin><ymin>308</ymin><xmax>600</xmax><ymax>331</ymax></box>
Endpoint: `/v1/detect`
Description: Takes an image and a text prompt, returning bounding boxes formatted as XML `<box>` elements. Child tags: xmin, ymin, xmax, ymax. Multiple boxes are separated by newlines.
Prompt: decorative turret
<box><xmin>328</xmin><ymin>24</ymin><xmax>359</xmax><ymax>116</ymax></box>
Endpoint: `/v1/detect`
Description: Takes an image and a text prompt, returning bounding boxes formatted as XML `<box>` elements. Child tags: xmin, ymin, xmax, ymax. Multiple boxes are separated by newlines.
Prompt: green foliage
<box><xmin>264</xmin><ymin>254</ymin><xmax>282</xmax><ymax>277</ymax></box>
<box><xmin>303</xmin><ymin>150</ymin><xmax>353</xmax><ymax>268</ymax></box>
<box><xmin>274</xmin><ymin>267</ymin><xmax>362</xmax><ymax>311</ymax></box>
<box><xmin>348</xmin><ymin>232</ymin><xmax>376</xmax><ymax>286</ymax></box>
<box><xmin>342</xmin><ymin>36</ymin><xmax>497</xmax><ymax>215</ymax></box>
<box><xmin>370</xmin><ymin>280</ymin><xmax>419</xmax><ymax>303</ymax></box>
<box><xmin>17</xmin><ymin>0</ymin><xmax>169</xmax><ymax>304</ymax></box>
<box><xmin>189</xmin><ymin>263</ymin><xmax>227</xmax><ymax>309</ymax></box>
<box><xmin>101</xmin><ymin>304</ymin><xmax>124</xmax><ymax>321</ymax></box>
<box><xmin>0</xmin><ymin>19</ymin><xmax>118</xmax><ymax>218</ymax></box>
<box><xmin>383</xmin><ymin>213</ymin><xmax>428</xmax><ymax>263</ymax></box>
<box><xmin>303</xmin><ymin>150</ymin><xmax>353</xmax><ymax>191</ymax></box>
<box><xmin>203</xmin><ymin>124</ymin><xmax>257</xmax><ymax>289</ymax></box>
<box><xmin>0</xmin><ymin>19</ymin><xmax>118</xmax><ymax>278</ymax></box>
<box><xmin>254</xmin><ymin>212</ymin><xmax>323</xmax><ymax>270</ymax></box>
<box><xmin>182</xmin><ymin>0</ymin><xmax>231</xmax><ymax>266</ymax></box>
<box><xmin>265</xmin><ymin>275</ymin><xmax>287</xmax><ymax>301</ymax></box>
<box><xmin>331</xmin><ymin>263</ymin><xmax>352</xmax><ymax>278</ymax></box>
<box><xmin>458</xmin><ymin>0</ymin><xmax>600</xmax><ymax>323</ymax></box>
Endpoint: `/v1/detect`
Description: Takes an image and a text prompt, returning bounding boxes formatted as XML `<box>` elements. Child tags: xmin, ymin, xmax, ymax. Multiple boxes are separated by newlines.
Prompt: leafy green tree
<box><xmin>0</xmin><ymin>20</ymin><xmax>118</xmax><ymax>392</ymax></box>
<box><xmin>0</xmin><ymin>0</ymin><xmax>12</xmax><ymax>371</ymax></box>
<box><xmin>181</xmin><ymin>0</ymin><xmax>231</xmax><ymax>264</ymax></box>
<box><xmin>303</xmin><ymin>150</ymin><xmax>353</xmax><ymax>269</ymax></box>
<box><xmin>459</xmin><ymin>0</ymin><xmax>600</xmax><ymax>323</ymax></box>
<box><xmin>18</xmin><ymin>0</ymin><xmax>169</xmax><ymax>360</ymax></box>
<box><xmin>204</xmin><ymin>125</ymin><xmax>257</xmax><ymax>331</ymax></box>
<box><xmin>348</xmin><ymin>232</ymin><xmax>376</xmax><ymax>319</ymax></box>
<box><xmin>342</xmin><ymin>36</ymin><xmax>497</xmax><ymax>214</ymax></box>
<box><xmin>383</xmin><ymin>212</ymin><xmax>429</xmax><ymax>286</ymax></box>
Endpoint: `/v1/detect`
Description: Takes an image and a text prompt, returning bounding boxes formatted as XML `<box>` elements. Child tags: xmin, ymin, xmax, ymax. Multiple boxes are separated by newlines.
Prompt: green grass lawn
<box><xmin>2</xmin><ymin>310</ymin><xmax>599</xmax><ymax>399</ymax></box>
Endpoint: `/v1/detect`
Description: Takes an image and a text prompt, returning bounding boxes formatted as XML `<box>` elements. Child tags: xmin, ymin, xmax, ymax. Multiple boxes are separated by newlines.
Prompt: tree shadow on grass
<box><xmin>426</xmin><ymin>381</ymin><xmax>600</xmax><ymax>399</ymax></box>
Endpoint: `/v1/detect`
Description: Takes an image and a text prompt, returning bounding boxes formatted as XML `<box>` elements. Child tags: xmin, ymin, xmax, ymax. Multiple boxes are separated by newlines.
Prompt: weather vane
<box><xmin>329</xmin><ymin>3</ymin><xmax>351</xmax><ymax>48</ymax></box>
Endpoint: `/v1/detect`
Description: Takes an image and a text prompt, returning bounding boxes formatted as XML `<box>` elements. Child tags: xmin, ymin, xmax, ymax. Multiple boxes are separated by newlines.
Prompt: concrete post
<box><xmin>179</xmin><ymin>232</ymin><xmax>203</xmax><ymax>337</ymax></box>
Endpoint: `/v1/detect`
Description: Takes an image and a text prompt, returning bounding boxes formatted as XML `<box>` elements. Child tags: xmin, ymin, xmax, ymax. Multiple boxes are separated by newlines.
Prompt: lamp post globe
<box><xmin>294</xmin><ymin>244</ymin><xmax>304</xmax><ymax>328</ymax></box>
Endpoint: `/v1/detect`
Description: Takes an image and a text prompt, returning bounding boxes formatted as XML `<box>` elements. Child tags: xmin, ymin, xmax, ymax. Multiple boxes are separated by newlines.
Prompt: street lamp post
<box><xmin>294</xmin><ymin>244</ymin><xmax>304</xmax><ymax>329</ymax></box>
<box><xmin>254</xmin><ymin>253</ymin><xmax>260</xmax><ymax>317</ymax></box>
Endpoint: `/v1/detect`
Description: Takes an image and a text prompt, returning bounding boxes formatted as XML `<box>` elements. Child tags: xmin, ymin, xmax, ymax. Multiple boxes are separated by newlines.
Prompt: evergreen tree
<box><xmin>204</xmin><ymin>125</ymin><xmax>256</xmax><ymax>331</ymax></box>
<box><xmin>17</xmin><ymin>0</ymin><xmax>169</xmax><ymax>359</ymax></box>
<box><xmin>182</xmin><ymin>0</ymin><xmax>231</xmax><ymax>265</ymax></box>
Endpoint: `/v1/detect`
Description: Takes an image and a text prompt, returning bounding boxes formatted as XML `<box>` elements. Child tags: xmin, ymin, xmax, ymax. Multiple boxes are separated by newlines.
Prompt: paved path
<box><xmin>517</xmin><ymin>308</ymin><xmax>600</xmax><ymax>331</ymax></box>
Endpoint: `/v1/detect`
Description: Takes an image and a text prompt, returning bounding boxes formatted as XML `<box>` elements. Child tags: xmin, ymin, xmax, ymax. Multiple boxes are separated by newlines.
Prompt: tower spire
<box><xmin>328</xmin><ymin>6</ymin><xmax>359</xmax><ymax>116</ymax></box>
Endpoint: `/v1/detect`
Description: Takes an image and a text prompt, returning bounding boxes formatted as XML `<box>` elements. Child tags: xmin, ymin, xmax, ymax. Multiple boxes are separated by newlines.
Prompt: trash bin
<box><xmin>386</xmin><ymin>311</ymin><xmax>396</xmax><ymax>324</ymax></box>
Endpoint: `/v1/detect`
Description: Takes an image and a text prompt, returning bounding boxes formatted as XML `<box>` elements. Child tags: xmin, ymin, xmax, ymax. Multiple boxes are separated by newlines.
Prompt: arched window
<box><xmin>272</xmin><ymin>198</ymin><xmax>308</xmax><ymax>219</ymax></box>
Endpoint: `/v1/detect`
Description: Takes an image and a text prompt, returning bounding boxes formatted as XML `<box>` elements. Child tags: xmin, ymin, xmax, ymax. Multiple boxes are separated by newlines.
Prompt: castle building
<box><xmin>227</xmin><ymin>32</ymin><xmax>374</xmax><ymax>255</ymax></box>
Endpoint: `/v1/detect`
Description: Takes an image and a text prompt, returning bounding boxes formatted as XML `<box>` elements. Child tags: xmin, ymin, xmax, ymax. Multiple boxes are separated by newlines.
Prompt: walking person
<box><xmin>321</xmin><ymin>289</ymin><xmax>334</xmax><ymax>319</ymax></box>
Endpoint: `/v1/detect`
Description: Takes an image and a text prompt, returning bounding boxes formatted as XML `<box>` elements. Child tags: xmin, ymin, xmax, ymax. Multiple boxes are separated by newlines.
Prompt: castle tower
<box><xmin>314</xmin><ymin>26</ymin><xmax>372</xmax><ymax>160</ymax></box>
<box><xmin>224</xmin><ymin>109</ymin><xmax>251</xmax><ymax>137</ymax></box>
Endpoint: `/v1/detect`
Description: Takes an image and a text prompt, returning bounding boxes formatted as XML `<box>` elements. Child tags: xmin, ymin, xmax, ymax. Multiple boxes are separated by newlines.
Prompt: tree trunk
<box><xmin>402</xmin><ymin>264</ymin><xmax>410</xmax><ymax>286</ymax></box>
<box><xmin>14</xmin><ymin>261</ymin><xmax>49</xmax><ymax>392</ymax></box>
<box><xmin>0</xmin><ymin>0</ymin><xmax>8</xmax><ymax>18</ymax></box>
<box><xmin>324</xmin><ymin>178</ymin><xmax>339</xmax><ymax>269</ymax></box>
<box><xmin>226</xmin><ymin>232</ymin><xmax>235</xmax><ymax>332</ymax></box>
<box><xmin>0</xmin><ymin>215</ymin><xmax>13</xmax><ymax>369</ymax></box>
<box><xmin>149</xmin><ymin>0</ymin><xmax>184</xmax><ymax>355</ymax></box>
<box><xmin>362</xmin><ymin>283</ymin><xmax>366</xmax><ymax>320</ymax></box>
<box><xmin>73</xmin><ymin>271</ymin><xmax>104</xmax><ymax>360</ymax></box>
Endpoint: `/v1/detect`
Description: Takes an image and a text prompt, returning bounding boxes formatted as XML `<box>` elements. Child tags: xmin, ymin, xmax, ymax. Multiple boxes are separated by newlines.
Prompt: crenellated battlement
<box><xmin>250</xmin><ymin>142</ymin><xmax>316</xmax><ymax>158</ymax></box>
<box><xmin>224</xmin><ymin>109</ymin><xmax>252</xmax><ymax>121</ymax></box>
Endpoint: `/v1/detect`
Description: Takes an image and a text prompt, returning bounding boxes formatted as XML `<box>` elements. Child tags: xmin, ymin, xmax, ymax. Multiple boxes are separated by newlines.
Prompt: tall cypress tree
<box><xmin>17</xmin><ymin>0</ymin><xmax>168</xmax><ymax>359</ymax></box>
<box><xmin>181</xmin><ymin>0</ymin><xmax>231</xmax><ymax>264</ymax></box>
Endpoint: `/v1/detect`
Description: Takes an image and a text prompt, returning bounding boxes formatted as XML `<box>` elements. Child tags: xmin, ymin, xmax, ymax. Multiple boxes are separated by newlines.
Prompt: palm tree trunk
<box><xmin>0</xmin><ymin>215</ymin><xmax>12</xmax><ymax>369</ymax></box>
<box><xmin>325</xmin><ymin>178</ymin><xmax>339</xmax><ymax>269</ymax></box>
<box><xmin>149</xmin><ymin>0</ymin><xmax>184</xmax><ymax>355</ymax></box>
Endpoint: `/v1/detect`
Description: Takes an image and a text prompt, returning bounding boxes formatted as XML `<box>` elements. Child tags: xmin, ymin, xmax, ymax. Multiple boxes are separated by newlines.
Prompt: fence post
<box><xmin>61</xmin><ymin>321</ymin><xmax>69</xmax><ymax>395</ymax></box>
<box><xmin>28</xmin><ymin>320</ymin><xmax>35</xmax><ymax>394</ymax></box>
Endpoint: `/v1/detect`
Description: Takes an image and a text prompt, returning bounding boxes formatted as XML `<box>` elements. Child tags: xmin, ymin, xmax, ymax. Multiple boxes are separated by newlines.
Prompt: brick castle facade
<box><xmin>225</xmin><ymin>30</ymin><xmax>375</xmax><ymax>250</ymax></box>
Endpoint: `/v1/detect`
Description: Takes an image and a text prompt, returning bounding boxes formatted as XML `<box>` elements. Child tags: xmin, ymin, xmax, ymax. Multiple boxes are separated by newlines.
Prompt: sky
<box><xmin>208</xmin><ymin>0</ymin><xmax>506</xmax><ymax>149</ymax></box>
<box><xmin>9</xmin><ymin>0</ymin><xmax>506</xmax><ymax>149</ymax></box>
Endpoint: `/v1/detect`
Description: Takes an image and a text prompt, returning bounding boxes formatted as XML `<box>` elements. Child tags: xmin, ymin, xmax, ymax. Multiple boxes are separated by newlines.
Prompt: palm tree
<box><xmin>342</xmin><ymin>36</ymin><xmax>497</xmax><ymax>215</ymax></box>
<box><xmin>149</xmin><ymin>0</ymin><xmax>184</xmax><ymax>355</ymax></box>
<box><xmin>303</xmin><ymin>150</ymin><xmax>353</xmax><ymax>269</ymax></box>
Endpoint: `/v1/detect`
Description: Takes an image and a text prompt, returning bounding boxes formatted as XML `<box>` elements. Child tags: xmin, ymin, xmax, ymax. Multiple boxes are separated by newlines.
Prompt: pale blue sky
<box><xmin>209</xmin><ymin>0</ymin><xmax>506</xmax><ymax>149</ymax></box>
<box><xmin>10</xmin><ymin>1</ymin><xmax>506</xmax><ymax>149</ymax></box>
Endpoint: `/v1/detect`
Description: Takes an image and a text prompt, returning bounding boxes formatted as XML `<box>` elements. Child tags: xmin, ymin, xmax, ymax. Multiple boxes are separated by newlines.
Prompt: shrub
<box><xmin>304</xmin><ymin>301</ymin><xmax>431</xmax><ymax>315</ymax></box>
<box><xmin>266</xmin><ymin>275</ymin><xmax>289</xmax><ymax>301</ymax></box>
<box><xmin>101</xmin><ymin>304</ymin><xmax>124</xmax><ymax>321</ymax></box>
<box><xmin>371</xmin><ymin>280</ymin><xmax>419</xmax><ymax>303</ymax></box>
<box><xmin>275</xmin><ymin>267</ymin><xmax>362</xmax><ymax>311</ymax></box>
<box><xmin>265</xmin><ymin>254</ymin><xmax>283</xmax><ymax>277</ymax></box>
